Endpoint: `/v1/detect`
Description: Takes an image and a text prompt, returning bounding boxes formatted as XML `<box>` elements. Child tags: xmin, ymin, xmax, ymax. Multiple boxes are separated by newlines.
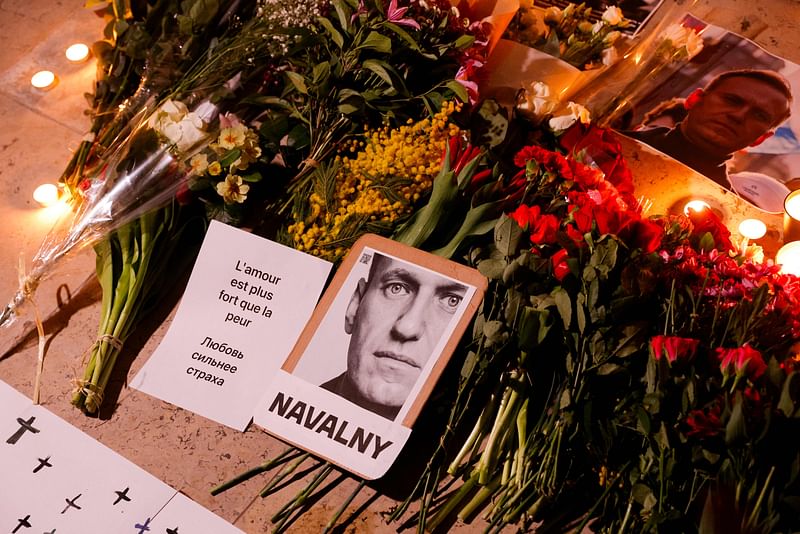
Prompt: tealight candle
<box><xmin>784</xmin><ymin>190</ymin><xmax>800</xmax><ymax>242</ymax></box>
<box><xmin>32</xmin><ymin>184</ymin><xmax>60</xmax><ymax>207</ymax></box>
<box><xmin>739</xmin><ymin>219</ymin><xmax>766</xmax><ymax>240</ymax></box>
<box><xmin>65</xmin><ymin>43</ymin><xmax>90</xmax><ymax>63</ymax></box>
<box><xmin>30</xmin><ymin>70</ymin><xmax>56</xmax><ymax>90</ymax></box>
<box><xmin>776</xmin><ymin>241</ymin><xmax>800</xmax><ymax>276</ymax></box>
<box><xmin>683</xmin><ymin>199</ymin><xmax>710</xmax><ymax>215</ymax></box>
<box><xmin>738</xmin><ymin>218</ymin><xmax>767</xmax><ymax>255</ymax></box>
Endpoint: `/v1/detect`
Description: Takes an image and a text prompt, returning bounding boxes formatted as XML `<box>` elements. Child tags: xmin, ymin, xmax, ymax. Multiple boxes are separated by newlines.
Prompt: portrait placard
<box><xmin>253</xmin><ymin>234</ymin><xmax>487</xmax><ymax>479</ymax></box>
<box><xmin>612</xmin><ymin>14</ymin><xmax>800</xmax><ymax>213</ymax></box>
<box><xmin>131</xmin><ymin>220</ymin><xmax>332</xmax><ymax>430</ymax></box>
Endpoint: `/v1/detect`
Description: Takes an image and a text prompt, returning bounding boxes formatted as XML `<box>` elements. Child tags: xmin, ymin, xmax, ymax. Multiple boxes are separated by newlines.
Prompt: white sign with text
<box><xmin>131</xmin><ymin>221</ymin><xmax>332</xmax><ymax>430</ymax></box>
<box><xmin>0</xmin><ymin>380</ymin><xmax>246</xmax><ymax>533</ymax></box>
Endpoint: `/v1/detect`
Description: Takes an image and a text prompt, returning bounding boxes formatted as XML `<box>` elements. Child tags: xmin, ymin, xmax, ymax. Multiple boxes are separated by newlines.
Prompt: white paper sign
<box><xmin>0</xmin><ymin>379</ymin><xmax>245</xmax><ymax>533</ymax></box>
<box><xmin>131</xmin><ymin>220</ymin><xmax>332</xmax><ymax>430</ymax></box>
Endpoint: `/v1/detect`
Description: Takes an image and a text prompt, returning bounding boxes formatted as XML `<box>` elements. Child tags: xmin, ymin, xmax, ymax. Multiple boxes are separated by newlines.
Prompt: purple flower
<box><xmin>386</xmin><ymin>0</ymin><xmax>420</xmax><ymax>29</ymax></box>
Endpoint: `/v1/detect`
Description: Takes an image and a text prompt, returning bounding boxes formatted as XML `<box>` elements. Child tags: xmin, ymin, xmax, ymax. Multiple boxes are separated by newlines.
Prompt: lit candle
<box><xmin>30</xmin><ymin>70</ymin><xmax>56</xmax><ymax>90</ymax></box>
<box><xmin>738</xmin><ymin>218</ymin><xmax>767</xmax><ymax>255</ymax></box>
<box><xmin>784</xmin><ymin>190</ymin><xmax>800</xmax><ymax>242</ymax></box>
<box><xmin>683</xmin><ymin>199</ymin><xmax>710</xmax><ymax>215</ymax></box>
<box><xmin>776</xmin><ymin>241</ymin><xmax>800</xmax><ymax>276</ymax></box>
<box><xmin>65</xmin><ymin>43</ymin><xmax>90</xmax><ymax>63</ymax></box>
<box><xmin>32</xmin><ymin>184</ymin><xmax>60</xmax><ymax>207</ymax></box>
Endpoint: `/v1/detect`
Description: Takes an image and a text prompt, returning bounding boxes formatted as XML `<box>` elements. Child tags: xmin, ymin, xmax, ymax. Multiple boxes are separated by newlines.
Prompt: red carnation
<box><xmin>650</xmin><ymin>335</ymin><xmax>700</xmax><ymax>364</ymax></box>
<box><xmin>551</xmin><ymin>248</ymin><xmax>571</xmax><ymax>281</ymax></box>
<box><xmin>716</xmin><ymin>344</ymin><xmax>767</xmax><ymax>383</ymax></box>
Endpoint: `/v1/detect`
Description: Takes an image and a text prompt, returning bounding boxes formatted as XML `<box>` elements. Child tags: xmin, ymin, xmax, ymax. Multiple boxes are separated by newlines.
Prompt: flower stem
<box><xmin>323</xmin><ymin>478</ymin><xmax>366</xmax><ymax>534</ymax></box>
<box><xmin>210</xmin><ymin>447</ymin><xmax>298</xmax><ymax>496</ymax></box>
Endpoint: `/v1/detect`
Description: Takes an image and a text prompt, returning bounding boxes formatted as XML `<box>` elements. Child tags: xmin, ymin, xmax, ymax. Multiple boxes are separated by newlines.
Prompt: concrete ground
<box><xmin>1</xmin><ymin>1</ymin><xmax>799</xmax><ymax>533</ymax></box>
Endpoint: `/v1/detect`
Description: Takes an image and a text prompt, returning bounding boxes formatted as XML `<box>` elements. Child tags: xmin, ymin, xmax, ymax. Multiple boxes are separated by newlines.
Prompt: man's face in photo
<box><xmin>344</xmin><ymin>255</ymin><xmax>467</xmax><ymax>410</ymax></box>
<box><xmin>681</xmin><ymin>75</ymin><xmax>790</xmax><ymax>158</ymax></box>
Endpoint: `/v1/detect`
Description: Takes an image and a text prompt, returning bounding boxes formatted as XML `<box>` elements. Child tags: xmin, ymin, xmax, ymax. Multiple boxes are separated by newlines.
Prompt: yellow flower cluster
<box><xmin>288</xmin><ymin>101</ymin><xmax>462</xmax><ymax>261</ymax></box>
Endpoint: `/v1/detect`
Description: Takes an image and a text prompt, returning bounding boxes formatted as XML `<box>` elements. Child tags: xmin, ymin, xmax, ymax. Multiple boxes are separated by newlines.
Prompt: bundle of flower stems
<box><xmin>72</xmin><ymin>202</ymin><xmax>185</xmax><ymax>412</ymax></box>
<box><xmin>68</xmin><ymin>1</ymin><xmax>271</xmax><ymax>412</ymax></box>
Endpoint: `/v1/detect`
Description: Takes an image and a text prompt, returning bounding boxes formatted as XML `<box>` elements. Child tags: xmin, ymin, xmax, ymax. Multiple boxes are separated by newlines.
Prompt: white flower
<box><xmin>684</xmin><ymin>29</ymin><xmax>704</xmax><ymax>59</ymax></box>
<box><xmin>216</xmin><ymin>174</ymin><xmax>250</xmax><ymax>204</ymax></box>
<box><xmin>190</xmin><ymin>153</ymin><xmax>209</xmax><ymax>174</ymax></box>
<box><xmin>217</xmin><ymin>125</ymin><xmax>248</xmax><ymax>150</ymax></box>
<box><xmin>662</xmin><ymin>24</ymin><xmax>704</xmax><ymax>59</ymax></box>
<box><xmin>601</xmin><ymin>6</ymin><xmax>624</xmax><ymax>26</ymax></box>
<box><xmin>148</xmin><ymin>99</ymin><xmax>208</xmax><ymax>153</ymax></box>
<box><xmin>518</xmin><ymin>81</ymin><xmax>559</xmax><ymax>121</ymax></box>
<box><xmin>602</xmin><ymin>46</ymin><xmax>618</xmax><ymax>66</ymax></box>
<box><xmin>548</xmin><ymin>102</ymin><xmax>591</xmax><ymax>131</ymax></box>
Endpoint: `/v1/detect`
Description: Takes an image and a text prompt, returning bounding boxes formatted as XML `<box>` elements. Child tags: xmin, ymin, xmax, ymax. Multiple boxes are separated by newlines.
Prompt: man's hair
<box><xmin>366</xmin><ymin>252</ymin><xmax>389</xmax><ymax>286</ymax></box>
<box><xmin>704</xmin><ymin>69</ymin><xmax>793</xmax><ymax>122</ymax></box>
<box><xmin>642</xmin><ymin>97</ymin><xmax>687</xmax><ymax>126</ymax></box>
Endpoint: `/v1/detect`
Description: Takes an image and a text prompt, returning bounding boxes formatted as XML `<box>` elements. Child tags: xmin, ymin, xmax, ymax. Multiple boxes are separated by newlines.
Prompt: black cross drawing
<box><xmin>113</xmin><ymin>487</ymin><xmax>131</xmax><ymax>505</ymax></box>
<box><xmin>60</xmin><ymin>494</ymin><xmax>82</xmax><ymax>514</ymax></box>
<box><xmin>42</xmin><ymin>530</ymin><xmax>56</xmax><ymax>534</ymax></box>
<box><xmin>32</xmin><ymin>456</ymin><xmax>52</xmax><ymax>473</ymax></box>
<box><xmin>11</xmin><ymin>515</ymin><xmax>31</xmax><ymax>533</ymax></box>
<box><xmin>134</xmin><ymin>518</ymin><xmax>151</xmax><ymax>533</ymax></box>
<box><xmin>166</xmin><ymin>528</ymin><xmax>179</xmax><ymax>534</ymax></box>
<box><xmin>6</xmin><ymin>416</ymin><xmax>40</xmax><ymax>444</ymax></box>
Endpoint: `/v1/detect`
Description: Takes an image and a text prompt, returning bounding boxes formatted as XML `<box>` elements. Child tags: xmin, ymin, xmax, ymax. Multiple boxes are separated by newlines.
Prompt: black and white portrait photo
<box><xmin>318</xmin><ymin>251</ymin><xmax>469</xmax><ymax>420</ymax></box>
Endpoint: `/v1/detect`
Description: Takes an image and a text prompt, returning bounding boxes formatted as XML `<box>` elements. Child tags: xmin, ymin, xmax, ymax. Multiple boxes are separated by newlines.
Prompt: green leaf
<box><xmin>337</xmin><ymin>102</ymin><xmax>361</xmax><ymax>114</ymax></box>
<box><xmin>362</xmin><ymin>59</ymin><xmax>395</xmax><ymax>87</ymax></box>
<box><xmin>597</xmin><ymin>363</ymin><xmax>622</xmax><ymax>375</ymax></box>
<box><xmin>477</xmin><ymin>258</ymin><xmax>506</xmax><ymax>280</ymax></box>
<box><xmin>331</xmin><ymin>0</ymin><xmax>352</xmax><ymax>31</ymax></box>
<box><xmin>432</xmin><ymin>201</ymin><xmax>501</xmax><ymax>259</ymax></box>
<box><xmin>483</xmin><ymin>320</ymin><xmax>506</xmax><ymax>347</ymax></box>
<box><xmin>312</xmin><ymin>61</ymin><xmax>331</xmax><ymax>86</ymax></box>
<box><xmin>635</xmin><ymin>406</ymin><xmax>651</xmax><ymax>434</ymax></box>
<box><xmin>359</xmin><ymin>31</ymin><xmax>392</xmax><ymax>53</ymax></box>
<box><xmin>219</xmin><ymin>149</ymin><xmax>241</xmax><ymax>168</ymax></box>
<box><xmin>493</xmin><ymin>214</ymin><xmax>523</xmax><ymax>257</ymax></box>
<box><xmin>654</xmin><ymin>422</ymin><xmax>669</xmax><ymax>450</ymax></box>
<box><xmin>317</xmin><ymin>16</ymin><xmax>344</xmax><ymax>48</ymax></box>
<box><xmin>517</xmin><ymin>307</ymin><xmax>551</xmax><ymax>351</ymax></box>
<box><xmin>725</xmin><ymin>393</ymin><xmax>747</xmax><ymax>445</ymax></box>
<box><xmin>576</xmin><ymin>293</ymin><xmax>586</xmax><ymax>334</ymax></box>
<box><xmin>560</xmin><ymin>388</ymin><xmax>571</xmax><ymax>409</ymax></box>
<box><xmin>392</xmin><ymin>164</ymin><xmax>458</xmax><ymax>248</ymax></box>
<box><xmin>553</xmin><ymin>287</ymin><xmax>571</xmax><ymax>330</ymax></box>
<box><xmin>188</xmin><ymin>178</ymin><xmax>211</xmax><ymax>191</ymax></box>
<box><xmin>445</xmin><ymin>80</ymin><xmax>468</xmax><ymax>103</ymax></box>
<box><xmin>185</xmin><ymin>0</ymin><xmax>219</xmax><ymax>27</ymax></box>
<box><xmin>285</xmin><ymin>71</ymin><xmax>308</xmax><ymax>95</ymax></box>
<box><xmin>242</xmin><ymin>172</ymin><xmax>262</xmax><ymax>183</ymax></box>
<box><xmin>284</xmin><ymin>125</ymin><xmax>310</xmax><ymax>150</ymax></box>
<box><xmin>454</xmin><ymin>34</ymin><xmax>476</xmax><ymax>50</ymax></box>
<box><xmin>382</xmin><ymin>22</ymin><xmax>421</xmax><ymax>51</ymax></box>
<box><xmin>779</xmin><ymin>372</ymin><xmax>800</xmax><ymax>417</ymax></box>
<box><xmin>244</xmin><ymin>95</ymin><xmax>293</xmax><ymax>111</ymax></box>
<box><xmin>699</xmin><ymin>232</ymin><xmax>715</xmax><ymax>253</ymax></box>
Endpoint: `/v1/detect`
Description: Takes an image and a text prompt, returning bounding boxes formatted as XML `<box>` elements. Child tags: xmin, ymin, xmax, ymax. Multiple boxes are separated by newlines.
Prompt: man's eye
<box><xmin>385</xmin><ymin>283</ymin><xmax>410</xmax><ymax>297</ymax></box>
<box><xmin>440</xmin><ymin>294</ymin><xmax>463</xmax><ymax>312</ymax></box>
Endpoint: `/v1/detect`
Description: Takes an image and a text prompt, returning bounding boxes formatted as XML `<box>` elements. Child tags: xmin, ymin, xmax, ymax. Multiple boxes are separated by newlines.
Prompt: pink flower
<box><xmin>386</xmin><ymin>0</ymin><xmax>420</xmax><ymax>29</ymax></box>
<box><xmin>650</xmin><ymin>335</ymin><xmax>700</xmax><ymax>364</ymax></box>
<box><xmin>716</xmin><ymin>345</ymin><xmax>767</xmax><ymax>382</ymax></box>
